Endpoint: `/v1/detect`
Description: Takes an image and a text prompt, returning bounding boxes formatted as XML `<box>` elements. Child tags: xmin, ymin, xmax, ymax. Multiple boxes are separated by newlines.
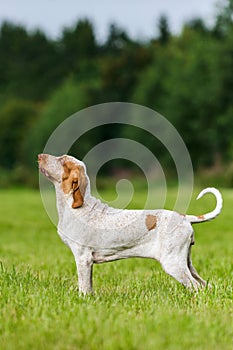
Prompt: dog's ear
<box><xmin>72</xmin><ymin>186</ymin><xmax>84</xmax><ymax>208</ymax></box>
<box><xmin>72</xmin><ymin>165</ymin><xmax>87</xmax><ymax>208</ymax></box>
<box><xmin>62</xmin><ymin>161</ymin><xmax>87</xmax><ymax>209</ymax></box>
<box><xmin>71</xmin><ymin>177</ymin><xmax>83</xmax><ymax>209</ymax></box>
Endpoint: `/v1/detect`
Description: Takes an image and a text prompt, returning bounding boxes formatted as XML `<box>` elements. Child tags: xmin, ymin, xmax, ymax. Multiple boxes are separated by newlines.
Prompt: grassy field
<box><xmin>0</xmin><ymin>187</ymin><xmax>232</xmax><ymax>350</ymax></box>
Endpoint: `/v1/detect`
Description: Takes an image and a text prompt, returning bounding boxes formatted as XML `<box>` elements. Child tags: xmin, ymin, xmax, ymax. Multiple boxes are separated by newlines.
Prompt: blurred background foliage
<box><xmin>0</xmin><ymin>0</ymin><xmax>232</xmax><ymax>187</ymax></box>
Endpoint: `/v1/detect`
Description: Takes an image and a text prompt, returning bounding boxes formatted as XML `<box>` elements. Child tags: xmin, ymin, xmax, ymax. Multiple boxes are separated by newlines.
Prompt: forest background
<box><xmin>0</xmin><ymin>0</ymin><xmax>232</xmax><ymax>188</ymax></box>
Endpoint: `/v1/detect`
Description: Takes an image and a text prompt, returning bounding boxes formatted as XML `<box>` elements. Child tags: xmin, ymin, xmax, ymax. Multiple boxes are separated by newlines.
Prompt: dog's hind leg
<box><xmin>161</xmin><ymin>259</ymin><xmax>201</xmax><ymax>290</ymax></box>
<box><xmin>187</xmin><ymin>246</ymin><xmax>207</xmax><ymax>287</ymax></box>
<box><xmin>160</xmin><ymin>238</ymin><xmax>201</xmax><ymax>290</ymax></box>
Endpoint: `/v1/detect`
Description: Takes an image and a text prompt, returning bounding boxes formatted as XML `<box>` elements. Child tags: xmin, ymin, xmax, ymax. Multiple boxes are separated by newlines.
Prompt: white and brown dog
<box><xmin>38</xmin><ymin>154</ymin><xmax>223</xmax><ymax>294</ymax></box>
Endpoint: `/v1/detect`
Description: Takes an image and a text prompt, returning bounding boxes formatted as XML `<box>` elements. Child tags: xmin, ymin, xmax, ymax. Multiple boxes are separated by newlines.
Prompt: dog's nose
<box><xmin>38</xmin><ymin>154</ymin><xmax>47</xmax><ymax>162</ymax></box>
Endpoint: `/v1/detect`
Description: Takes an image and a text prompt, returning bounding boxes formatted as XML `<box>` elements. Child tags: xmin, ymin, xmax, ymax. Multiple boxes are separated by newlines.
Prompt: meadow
<box><xmin>0</xmin><ymin>187</ymin><xmax>232</xmax><ymax>350</ymax></box>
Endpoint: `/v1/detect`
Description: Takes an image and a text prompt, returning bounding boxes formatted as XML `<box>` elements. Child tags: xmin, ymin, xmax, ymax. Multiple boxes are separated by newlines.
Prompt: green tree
<box><xmin>133</xmin><ymin>26</ymin><xmax>233</xmax><ymax>168</ymax></box>
<box><xmin>0</xmin><ymin>22</ymin><xmax>29</xmax><ymax>96</ymax></box>
<box><xmin>158</xmin><ymin>15</ymin><xmax>171</xmax><ymax>44</ymax></box>
<box><xmin>213</xmin><ymin>0</ymin><xmax>233</xmax><ymax>38</ymax></box>
<box><xmin>104</xmin><ymin>24</ymin><xmax>132</xmax><ymax>53</ymax></box>
<box><xmin>133</xmin><ymin>37</ymin><xmax>176</xmax><ymax>113</ymax></box>
<box><xmin>101</xmin><ymin>24</ymin><xmax>151</xmax><ymax>101</ymax></box>
<box><xmin>184</xmin><ymin>18</ymin><xmax>210</xmax><ymax>35</ymax></box>
<box><xmin>0</xmin><ymin>99</ymin><xmax>38</xmax><ymax>168</ymax></box>
<box><xmin>0</xmin><ymin>22</ymin><xmax>61</xmax><ymax>100</ymax></box>
<box><xmin>60</xmin><ymin>19</ymin><xmax>97</xmax><ymax>73</ymax></box>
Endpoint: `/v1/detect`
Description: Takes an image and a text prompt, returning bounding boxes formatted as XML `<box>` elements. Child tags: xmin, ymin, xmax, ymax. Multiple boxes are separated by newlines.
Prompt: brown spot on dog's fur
<box><xmin>197</xmin><ymin>215</ymin><xmax>205</xmax><ymax>220</ymax></box>
<box><xmin>62</xmin><ymin>161</ymin><xmax>87</xmax><ymax>208</ymax></box>
<box><xmin>146</xmin><ymin>215</ymin><xmax>157</xmax><ymax>231</ymax></box>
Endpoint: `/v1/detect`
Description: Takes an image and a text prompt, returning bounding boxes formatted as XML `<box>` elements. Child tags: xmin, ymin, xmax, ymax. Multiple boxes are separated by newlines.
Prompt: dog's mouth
<box><xmin>39</xmin><ymin>166</ymin><xmax>57</xmax><ymax>182</ymax></box>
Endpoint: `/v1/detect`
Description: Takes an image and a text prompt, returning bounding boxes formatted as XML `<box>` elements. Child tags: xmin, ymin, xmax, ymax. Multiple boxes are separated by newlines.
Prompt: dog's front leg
<box><xmin>77</xmin><ymin>261</ymin><xmax>93</xmax><ymax>295</ymax></box>
<box><xmin>70</xmin><ymin>246</ymin><xmax>93</xmax><ymax>295</ymax></box>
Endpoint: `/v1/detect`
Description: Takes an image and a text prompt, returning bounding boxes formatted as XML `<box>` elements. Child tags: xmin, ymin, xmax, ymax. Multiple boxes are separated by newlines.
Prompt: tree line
<box><xmin>0</xmin><ymin>0</ymin><xmax>232</xmax><ymax>187</ymax></box>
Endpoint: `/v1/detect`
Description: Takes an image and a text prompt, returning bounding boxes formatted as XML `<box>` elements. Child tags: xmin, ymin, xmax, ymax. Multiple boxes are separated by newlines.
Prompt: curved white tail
<box><xmin>186</xmin><ymin>187</ymin><xmax>223</xmax><ymax>224</ymax></box>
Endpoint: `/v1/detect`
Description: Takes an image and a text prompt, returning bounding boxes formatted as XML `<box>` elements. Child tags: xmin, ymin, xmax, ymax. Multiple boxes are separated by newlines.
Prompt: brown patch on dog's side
<box><xmin>146</xmin><ymin>215</ymin><xmax>157</xmax><ymax>231</ymax></box>
<box><xmin>197</xmin><ymin>215</ymin><xmax>205</xmax><ymax>220</ymax></box>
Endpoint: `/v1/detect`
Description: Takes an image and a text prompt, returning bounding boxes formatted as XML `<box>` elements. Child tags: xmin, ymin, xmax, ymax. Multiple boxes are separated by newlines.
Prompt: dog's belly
<box><xmin>92</xmin><ymin>238</ymin><xmax>161</xmax><ymax>263</ymax></box>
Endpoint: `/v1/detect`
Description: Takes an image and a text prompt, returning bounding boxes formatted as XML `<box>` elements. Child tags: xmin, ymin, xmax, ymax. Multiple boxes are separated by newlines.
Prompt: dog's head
<box><xmin>38</xmin><ymin>154</ymin><xmax>88</xmax><ymax>208</ymax></box>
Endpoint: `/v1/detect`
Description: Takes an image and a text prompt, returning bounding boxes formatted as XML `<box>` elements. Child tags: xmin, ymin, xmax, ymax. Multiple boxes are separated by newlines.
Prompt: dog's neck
<box><xmin>54</xmin><ymin>180</ymin><xmax>106</xmax><ymax>214</ymax></box>
<box><xmin>54</xmin><ymin>180</ymin><xmax>120</xmax><ymax>226</ymax></box>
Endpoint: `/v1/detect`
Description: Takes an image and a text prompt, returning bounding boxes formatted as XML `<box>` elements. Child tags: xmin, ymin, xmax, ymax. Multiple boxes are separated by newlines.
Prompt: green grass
<box><xmin>0</xmin><ymin>187</ymin><xmax>232</xmax><ymax>350</ymax></box>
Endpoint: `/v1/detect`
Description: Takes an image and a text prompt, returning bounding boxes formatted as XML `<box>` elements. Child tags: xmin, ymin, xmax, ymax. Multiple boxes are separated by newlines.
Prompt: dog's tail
<box><xmin>186</xmin><ymin>187</ymin><xmax>223</xmax><ymax>224</ymax></box>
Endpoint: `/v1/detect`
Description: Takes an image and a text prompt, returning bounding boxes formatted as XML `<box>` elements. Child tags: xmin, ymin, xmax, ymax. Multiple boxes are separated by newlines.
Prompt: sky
<box><xmin>0</xmin><ymin>0</ymin><xmax>218</xmax><ymax>41</ymax></box>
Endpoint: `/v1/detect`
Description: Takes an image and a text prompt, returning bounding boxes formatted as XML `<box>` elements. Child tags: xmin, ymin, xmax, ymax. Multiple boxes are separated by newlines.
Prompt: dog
<box><xmin>38</xmin><ymin>153</ymin><xmax>223</xmax><ymax>294</ymax></box>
